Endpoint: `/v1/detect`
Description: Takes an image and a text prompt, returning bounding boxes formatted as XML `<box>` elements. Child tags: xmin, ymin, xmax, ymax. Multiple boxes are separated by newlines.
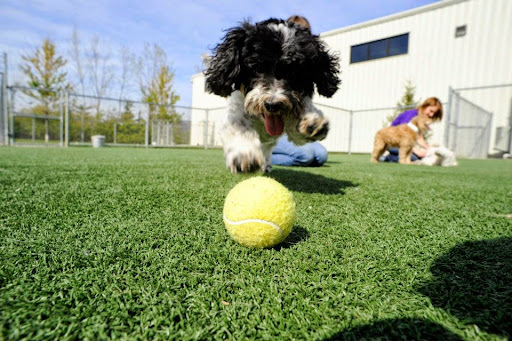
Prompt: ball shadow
<box><xmin>417</xmin><ymin>237</ymin><xmax>512</xmax><ymax>337</ymax></box>
<box><xmin>269</xmin><ymin>168</ymin><xmax>357</xmax><ymax>194</ymax></box>
<box><xmin>273</xmin><ymin>225</ymin><xmax>310</xmax><ymax>251</ymax></box>
<box><xmin>324</xmin><ymin>318</ymin><xmax>462</xmax><ymax>341</ymax></box>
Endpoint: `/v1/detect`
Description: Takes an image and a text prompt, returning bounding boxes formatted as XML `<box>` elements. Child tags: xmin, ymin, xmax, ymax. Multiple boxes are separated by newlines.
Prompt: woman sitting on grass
<box><xmin>382</xmin><ymin>97</ymin><xmax>443</xmax><ymax>163</ymax></box>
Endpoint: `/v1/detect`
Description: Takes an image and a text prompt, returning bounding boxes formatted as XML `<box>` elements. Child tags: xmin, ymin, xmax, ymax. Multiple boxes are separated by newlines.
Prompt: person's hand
<box><xmin>413</xmin><ymin>147</ymin><xmax>428</xmax><ymax>158</ymax></box>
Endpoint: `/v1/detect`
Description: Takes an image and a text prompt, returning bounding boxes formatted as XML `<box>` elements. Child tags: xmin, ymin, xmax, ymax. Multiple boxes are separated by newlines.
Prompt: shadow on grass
<box><xmin>273</xmin><ymin>225</ymin><xmax>310</xmax><ymax>251</ymax></box>
<box><xmin>269</xmin><ymin>168</ymin><xmax>357</xmax><ymax>194</ymax></box>
<box><xmin>324</xmin><ymin>318</ymin><xmax>462</xmax><ymax>340</ymax></box>
<box><xmin>418</xmin><ymin>237</ymin><xmax>512</xmax><ymax>338</ymax></box>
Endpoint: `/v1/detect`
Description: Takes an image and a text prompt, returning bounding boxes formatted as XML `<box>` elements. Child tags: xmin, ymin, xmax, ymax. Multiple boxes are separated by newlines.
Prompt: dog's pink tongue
<box><xmin>264</xmin><ymin>114</ymin><xmax>284</xmax><ymax>136</ymax></box>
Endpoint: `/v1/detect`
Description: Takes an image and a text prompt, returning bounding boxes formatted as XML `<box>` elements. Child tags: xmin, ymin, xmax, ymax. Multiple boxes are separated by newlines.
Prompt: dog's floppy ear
<box><xmin>204</xmin><ymin>24</ymin><xmax>249</xmax><ymax>97</ymax></box>
<box><xmin>313</xmin><ymin>44</ymin><xmax>340</xmax><ymax>98</ymax></box>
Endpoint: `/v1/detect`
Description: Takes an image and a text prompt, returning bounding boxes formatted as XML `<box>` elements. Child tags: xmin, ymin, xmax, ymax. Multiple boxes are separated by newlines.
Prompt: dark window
<box><xmin>350</xmin><ymin>33</ymin><xmax>409</xmax><ymax>64</ymax></box>
<box><xmin>455</xmin><ymin>25</ymin><xmax>466</xmax><ymax>38</ymax></box>
<box><xmin>388</xmin><ymin>34</ymin><xmax>409</xmax><ymax>56</ymax></box>
<box><xmin>350</xmin><ymin>44</ymin><xmax>368</xmax><ymax>63</ymax></box>
<box><xmin>369</xmin><ymin>39</ymin><xmax>387</xmax><ymax>59</ymax></box>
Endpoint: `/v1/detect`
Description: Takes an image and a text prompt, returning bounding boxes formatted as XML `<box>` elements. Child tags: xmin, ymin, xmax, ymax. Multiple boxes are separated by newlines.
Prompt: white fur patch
<box><xmin>407</xmin><ymin>122</ymin><xmax>419</xmax><ymax>133</ymax></box>
<box><xmin>268</xmin><ymin>23</ymin><xmax>295</xmax><ymax>50</ymax></box>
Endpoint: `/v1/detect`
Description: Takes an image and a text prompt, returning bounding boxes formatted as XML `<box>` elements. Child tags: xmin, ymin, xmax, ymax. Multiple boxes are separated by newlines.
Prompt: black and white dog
<box><xmin>205</xmin><ymin>18</ymin><xmax>340</xmax><ymax>173</ymax></box>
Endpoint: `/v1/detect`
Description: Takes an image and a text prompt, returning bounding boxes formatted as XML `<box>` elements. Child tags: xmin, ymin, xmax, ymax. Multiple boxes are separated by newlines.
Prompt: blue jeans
<box><xmin>383</xmin><ymin>148</ymin><xmax>420</xmax><ymax>162</ymax></box>
<box><xmin>271</xmin><ymin>136</ymin><xmax>328</xmax><ymax>167</ymax></box>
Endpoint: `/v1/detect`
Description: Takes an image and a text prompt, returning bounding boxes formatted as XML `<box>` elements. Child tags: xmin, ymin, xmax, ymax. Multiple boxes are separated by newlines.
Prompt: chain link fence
<box><xmin>305</xmin><ymin>103</ymin><xmax>444</xmax><ymax>154</ymax></box>
<box><xmin>2</xmin><ymin>82</ymin><xmax>511</xmax><ymax>158</ymax></box>
<box><xmin>0</xmin><ymin>53</ymin><xmax>7</xmax><ymax>146</ymax></box>
<box><xmin>0</xmin><ymin>86</ymin><xmax>456</xmax><ymax>154</ymax></box>
<box><xmin>445</xmin><ymin>84</ymin><xmax>512</xmax><ymax>158</ymax></box>
<box><xmin>445</xmin><ymin>90</ymin><xmax>493</xmax><ymax>159</ymax></box>
<box><xmin>5</xmin><ymin>86</ymin><xmax>65</xmax><ymax>146</ymax></box>
<box><xmin>67</xmin><ymin>93</ymin><xmax>197</xmax><ymax>147</ymax></box>
<box><xmin>2</xmin><ymin>86</ymin><xmax>212</xmax><ymax>148</ymax></box>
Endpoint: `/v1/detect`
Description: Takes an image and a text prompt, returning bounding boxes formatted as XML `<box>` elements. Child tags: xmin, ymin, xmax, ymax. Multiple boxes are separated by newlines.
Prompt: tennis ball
<box><xmin>223</xmin><ymin>177</ymin><xmax>296</xmax><ymax>248</ymax></box>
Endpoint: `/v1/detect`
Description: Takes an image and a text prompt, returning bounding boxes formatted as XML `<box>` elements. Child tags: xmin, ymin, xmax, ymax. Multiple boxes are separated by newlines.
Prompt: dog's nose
<box><xmin>264</xmin><ymin>101</ymin><xmax>284</xmax><ymax>113</ymax></box>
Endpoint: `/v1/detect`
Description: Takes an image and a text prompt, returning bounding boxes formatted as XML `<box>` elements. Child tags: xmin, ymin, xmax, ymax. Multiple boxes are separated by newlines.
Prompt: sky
<box><xmin>0</xmin><ymin>0</ymin><xmax>440</xmax><ymax>107</ymax></box>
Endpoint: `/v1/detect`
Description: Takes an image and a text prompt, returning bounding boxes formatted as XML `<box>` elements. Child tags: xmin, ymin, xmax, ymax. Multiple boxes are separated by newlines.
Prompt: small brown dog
<box><xmin>371</xmin><ymin>115</ymin><xmax>433</xmax><ymax>164</ymax></box>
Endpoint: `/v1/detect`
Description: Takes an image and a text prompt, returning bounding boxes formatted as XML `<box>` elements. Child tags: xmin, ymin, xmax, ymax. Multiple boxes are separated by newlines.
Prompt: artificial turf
<box><xmin>0</xmin><ymin>147</ymin><xmax>511</xmax><ymax>340</ymax></box>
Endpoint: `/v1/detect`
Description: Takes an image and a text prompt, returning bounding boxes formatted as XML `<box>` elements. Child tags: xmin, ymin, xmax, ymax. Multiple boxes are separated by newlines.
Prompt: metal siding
<box><xmin>191</xmin><ymin>0</ymin><xmax>512</xmax><ymax>154</ymax></box>
<box><xmin>190</xmin><ymin>74</ymin><xmax>227</xmax><ymax>146</ymax></box>
<box><xmin>321</xmin><ymin>0</ymin><xmax>511</xmax><ymax>153</ymax></box>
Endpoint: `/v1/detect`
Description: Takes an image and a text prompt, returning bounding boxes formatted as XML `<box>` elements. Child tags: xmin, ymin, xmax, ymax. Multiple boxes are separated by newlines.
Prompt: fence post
<box><xmin>170</xmin><ymin>121</ymin><xmax>174</xmax><ymax>146</ymax></box>
<box><xmin>151</xmin><ymin>120</ymin><xmax>155</xmax><ymax>146</ymax></box>
<box><xmin>508</xmin><ymin>97</ymin><xmax>512</xmax><ymax>152</ymax></box>
<box><xmin>65</xmin><ymin>91</ymin><xmax>69</xmax><ymax>147</ymax></box>
<box><xmin>145</xmin><ymin>104</ymin><xmax>150</xmax><ymax>148</ymax></box>
<box><xmin>59</xmin><ymin>90</ymin><xmax>64</xmax><ymax>147</ymax></box>
<box><xmin>2</xmin><ymin>53</ymin><xmax>8</xmax><ymax>146</ymax></box>
<box><xmin>114</xmin><ymin>121</ymin><xmax>117</xmax><ymax>145</ymax></box>
<box><xmin>81</xmin><ymin>103</ymin><xmax>85</xmax><ymax>143</ymax></box>
<box><xmin>444</xmin><ymin>86</ymin><xmax>453</xmax><ymax>148</ymax></box>
<box><xmin>0</xmin><ymin>71</ymin><xmax>4</xmax><ymax>145</ymax></box>
<box><xmin>204</xmin><ymin>109</ymin><xmax>209</xmax><ymax>149</ymax></box>
<box><xmin>31</xmin><ymin>118</ymin><xmax>35</xmax><ymax>142</ymax></box>
<box><xmin>9</xmin><ymin>87</ymin><xmax>15</xmax><ymax>145</ymax></box>
<box><xmin>452</xmin><ymin>92</ymin><xmax>461</xmax><ymax>151</ymax></box>
<box><xmin>348</xmin><ymin>110</ymin><xmax>353</xmax><ymax>154</ymax></box>
<box><xmin>157</xmin><ymin>121</ymin><xmax>160</xmax><ymax>146</ymax></box>
<box><xmin>486</xmin><ymin>112</ymin><xmax>494</xmax><ymax>157</ymax></box>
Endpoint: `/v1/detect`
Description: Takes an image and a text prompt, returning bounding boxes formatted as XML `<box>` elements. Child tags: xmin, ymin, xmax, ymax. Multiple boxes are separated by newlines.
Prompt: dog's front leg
<box><xmin>399</xmin><ymin>145</ymin><xmax>413</xmax><ymax>164</ymax></box>
<box><xmin>285</xmin><ymin>97</ymin><xmax>329</xmax><ymax>145</ymax></box>
<box><xmin>371</xmin><ymin>135</ymin><xmax>387</xmax><ymax>163</ymax></box>
<box><xmin>298</xmin><ymin>97</ymin><xmax>329</xmax><ymax>141</ymax></box>
<box><xmin>221</xmin><ymin>122</ymin><xmax>267</xmax><ymax>173</ymax></box>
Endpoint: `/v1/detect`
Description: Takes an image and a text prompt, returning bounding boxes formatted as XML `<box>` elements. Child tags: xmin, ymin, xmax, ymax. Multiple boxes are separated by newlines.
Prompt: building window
<box><xmin>350</xmin><ymin>33</ymin><xmax>409</xmax><ymax>63</ymax></box>
<box><xmin>455</xmin><ymin>25</ymin><xmax>467</xmax><ymax>38</ymax></box>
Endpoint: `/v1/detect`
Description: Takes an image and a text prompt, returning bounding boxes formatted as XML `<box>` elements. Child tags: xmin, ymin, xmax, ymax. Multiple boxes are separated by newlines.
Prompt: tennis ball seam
<box><xmin>223</xmin><ymin>213</ymin><xmax>284</xmax><ymax>238</ymax></box>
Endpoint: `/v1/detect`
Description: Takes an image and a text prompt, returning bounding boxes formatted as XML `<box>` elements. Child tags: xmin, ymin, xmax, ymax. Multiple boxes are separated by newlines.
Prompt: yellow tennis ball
<box><xmin>223</xmin><ymin>177</ymin><xmax>296</xmax><ymax>248</ymax></box>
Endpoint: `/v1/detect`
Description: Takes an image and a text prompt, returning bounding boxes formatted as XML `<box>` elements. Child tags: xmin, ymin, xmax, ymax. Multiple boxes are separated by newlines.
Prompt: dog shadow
<box><xmin>417</xmin><ymin>237</ymin><xmax>512</xmax><ymax>337</ymax></box>
<box><xmin>323</xmin><ymin>318</ymin><xmax>462</xmax><ymax>340</ymax></box>
<box><xmin>269</xmin><ymin>168</ymin><xmax>357</xmax><ymax>195</ymax></box>
<box><xmin>273</xmin><ymin>225</ymin><xmax>310</xmax><ymax>251</ymax></box>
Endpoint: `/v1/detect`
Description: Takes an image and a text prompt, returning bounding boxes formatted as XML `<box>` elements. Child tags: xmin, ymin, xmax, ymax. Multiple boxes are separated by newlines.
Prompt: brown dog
<box><xmin>371</xmin><ymin>115</ymin><xmax>432</xmax><ymax>164</ymax></box>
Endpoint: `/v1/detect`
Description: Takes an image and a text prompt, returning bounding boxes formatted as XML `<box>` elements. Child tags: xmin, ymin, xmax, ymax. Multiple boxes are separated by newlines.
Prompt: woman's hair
<box><xmin>287</xmin><ymin>15</ymin><xmax>311</xmax><ymax>32</ymax></box>
<box><xmin>418</xmin><ymin>97</ymin><xmax>443</xmax><ymax>121</ymax></box>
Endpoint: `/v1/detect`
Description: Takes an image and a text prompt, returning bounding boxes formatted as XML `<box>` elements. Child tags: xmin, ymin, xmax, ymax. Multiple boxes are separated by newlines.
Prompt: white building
<box><xmin>191</xmin><ymin>0</ymin><xmax>512</xmax><ymax>157</ymax></box>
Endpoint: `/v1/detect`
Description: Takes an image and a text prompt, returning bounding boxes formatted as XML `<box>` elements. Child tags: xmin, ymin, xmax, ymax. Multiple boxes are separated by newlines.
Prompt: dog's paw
<box><xmin>225</xmin><ymin>147</ymin><xmax>266</xmax><ymax>173</ymax></box>
<box><xmin>298</xmin><ymin>114</ymin><xmax>329</xmax><ymax>141</ymax></box>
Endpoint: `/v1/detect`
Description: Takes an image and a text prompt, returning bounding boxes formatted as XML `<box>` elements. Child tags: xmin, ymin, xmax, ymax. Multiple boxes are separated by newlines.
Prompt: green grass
<box><xmin>1</xmin><ymin>147</ymin><xmax>511</xmax><ymax>340</ymax></box>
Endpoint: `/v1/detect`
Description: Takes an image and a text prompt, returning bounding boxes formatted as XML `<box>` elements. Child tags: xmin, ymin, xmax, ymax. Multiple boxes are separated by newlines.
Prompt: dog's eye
<box><xmin>249</xmin><ymin>62</ymin><xmax>271</xmax><ymax>75</ymax></box>
<box><xmin>274</xmin><ymin>63</ymin><xmax>291</xmax><ymax>80</ymax></box>
<box><xmin>274</xmin><ymin>69</ymin><xmax>284</xmax><ymax>80</ymax></box>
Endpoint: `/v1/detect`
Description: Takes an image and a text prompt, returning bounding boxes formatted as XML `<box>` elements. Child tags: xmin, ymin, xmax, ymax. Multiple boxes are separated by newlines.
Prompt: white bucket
<box><xmin>91</xmin><ymin>135</ymin><xmax>106</xmax><ymax>148</ymax></box>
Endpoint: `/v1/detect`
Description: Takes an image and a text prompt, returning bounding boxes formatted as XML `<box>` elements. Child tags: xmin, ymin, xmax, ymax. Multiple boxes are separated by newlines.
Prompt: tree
<box><xmin>118</xmin><ymin>46</ymin><xmax>135</xmax><ymax>102</ymax></box>
<box><xmin>136</xmin><ymin>43</ymin><xmax>166</xmax><ymax>95</ymax></box>
<box><xmin>384</xmin><ymin>80</ymin><xmax>418</xmax><ymax>126</ymax></box>
<box><xmin>70</xmin><ymin>28</ymin><xmax>89</xmax><ymax>143</ymax></box>
<box><xmin>142</xmin><ymin>65</ymin><xmax>180</xmax><ymax>121</ymax></box>
<box><xmin>138</xmin><ymin>43</ymin><xmax>180</xmax><ymax>123</ymax></box>
<box><xmin>70</xmin><ymin>28</ymin><xmax>86</xmax><ymax>95</ymax></box>
<box><xmin>20</xmin><ymin>38</ymin><xmax>71</xmax><ymax>142</ymax></box>
<box><xmin>120</xmin><ymin>101</ymin><xmax>135</xmax><ymax>123</ymax></box>
<box><xmin>89</xmin><ymin>35</ymin><xmax>114</xmax><ymax>119</ymax></box>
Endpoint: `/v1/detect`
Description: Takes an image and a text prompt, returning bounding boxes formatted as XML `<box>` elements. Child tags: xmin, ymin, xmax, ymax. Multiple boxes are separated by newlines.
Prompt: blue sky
<box><xmin>0</xmin><ymin>0</ymin><xmax>439</xmax><ymax>107</ymax></box>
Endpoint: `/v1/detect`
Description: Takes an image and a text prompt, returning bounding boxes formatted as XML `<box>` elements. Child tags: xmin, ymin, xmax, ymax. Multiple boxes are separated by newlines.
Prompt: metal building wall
<box><xmin>190</xmin><ymin>0</ymin><xmax>512</xmax><ymax>154</ymax></box>
<box><xmin>190</xmin><ymin>73</ymin><xmax>228</xmax><ymax>146</ymax></box>
<box><xmin>319</xmin><ymin>0</ymin><xmax>512</xmax><ymax>153</ymax></box>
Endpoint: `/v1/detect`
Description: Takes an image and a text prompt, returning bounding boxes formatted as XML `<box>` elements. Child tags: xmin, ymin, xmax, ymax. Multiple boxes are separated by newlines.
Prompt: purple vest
<box><xmin>391</xmin><ymin>109</ymin><xmax>418</xmax><ymax>126</ymax></box>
